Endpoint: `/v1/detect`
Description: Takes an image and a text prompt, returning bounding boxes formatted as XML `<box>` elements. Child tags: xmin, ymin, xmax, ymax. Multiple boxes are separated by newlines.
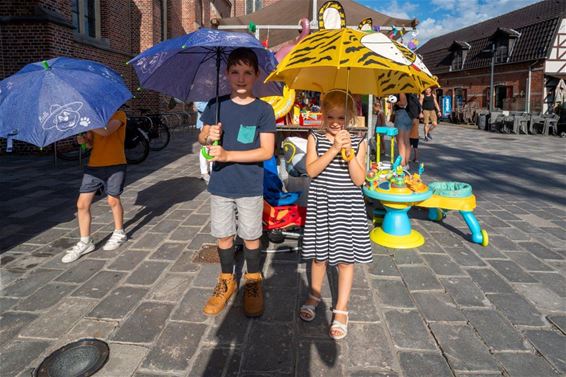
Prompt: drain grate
<box><xmin>193</xmin><ymin>243</ymin><xmax>219</xmax><ymax>264</ymax></box>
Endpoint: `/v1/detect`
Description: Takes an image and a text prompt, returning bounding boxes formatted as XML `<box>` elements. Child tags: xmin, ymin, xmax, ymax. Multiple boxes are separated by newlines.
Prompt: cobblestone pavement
<box><xmin>1</xmin><ymin>125</ymin><xmax>565</xmax><ymax>377</ymax></box>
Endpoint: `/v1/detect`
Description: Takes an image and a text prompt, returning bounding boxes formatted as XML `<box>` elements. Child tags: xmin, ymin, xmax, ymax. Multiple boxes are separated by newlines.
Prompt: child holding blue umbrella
<box><xmin>198</xmin><ymin>48</ymin><xmax>276</xmax><ymax>318</ymax></box>
<box><xmin>61</xmin><ymin>110</ymin><xmax>129</xmax><ymax>263</ymax></box>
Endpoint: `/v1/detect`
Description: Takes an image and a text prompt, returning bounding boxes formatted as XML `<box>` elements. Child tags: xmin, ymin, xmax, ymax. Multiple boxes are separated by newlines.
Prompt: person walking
<box><xmin>420</xmin><ymin>87</ymin><xmax>441</xmax><ymax>141</ymax></box>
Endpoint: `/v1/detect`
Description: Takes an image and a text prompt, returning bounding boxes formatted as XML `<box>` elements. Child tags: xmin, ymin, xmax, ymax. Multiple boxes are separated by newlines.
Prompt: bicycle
<box><xmin>138</xmin><ymin>111</ymin><xmax>171</xmax><ymax>151</ymax></box>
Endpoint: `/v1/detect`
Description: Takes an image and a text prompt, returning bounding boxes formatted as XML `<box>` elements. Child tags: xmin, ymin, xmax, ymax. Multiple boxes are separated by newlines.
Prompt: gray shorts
<box><xmin>210</xmin><ymin>194</ymin><xmax>263</xmax><ymax>240</ymax></box>
<box><xmin>79</xmin><ymin>165</ymin><xmax>127</xmax><ymax>197</ymax></box>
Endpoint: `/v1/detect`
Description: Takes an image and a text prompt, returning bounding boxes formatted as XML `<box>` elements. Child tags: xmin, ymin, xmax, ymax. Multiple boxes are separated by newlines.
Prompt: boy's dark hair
<box><xmin>227</xmin><ymin>47</ymin><xmax>259</xmax><ymax>73</ymax></box>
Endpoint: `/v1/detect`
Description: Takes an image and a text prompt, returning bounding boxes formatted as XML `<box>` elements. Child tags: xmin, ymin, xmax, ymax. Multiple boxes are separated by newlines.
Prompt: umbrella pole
<box><xmin>53</xmin><ymin>141</ymin><xmax>57</xmax><ymax>167</ymax></box>
<box><xmin>215</xmin><ymin>49</ymin><xmax>221</xmax><ymax>125</ymax></box>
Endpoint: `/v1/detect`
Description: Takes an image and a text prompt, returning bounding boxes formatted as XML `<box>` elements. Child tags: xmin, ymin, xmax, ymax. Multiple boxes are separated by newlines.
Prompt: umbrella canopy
<box><xmin>266</xmin><ymin>28</ymin><xmax>439</xmax><ymax>96</ymax></box>
<box><xmin>0</xmin><ymin>57</ymin><xmax>132</xmax><ymax>148</ymax></box>
<box><xmin>128</xmin><ymin>28</ymin><xmax>282</xmax><ymax>103</ymax></box>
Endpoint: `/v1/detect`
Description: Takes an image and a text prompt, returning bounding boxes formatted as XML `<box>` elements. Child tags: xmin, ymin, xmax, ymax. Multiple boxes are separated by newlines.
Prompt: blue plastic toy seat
<box><xmin>376</xmin><ymin>127</ymin><xmax>398</xmax><ymax>137</ymax></box>
<box><xmin>263</xmin><ymin>156</ymin><xmax>301</xmax><ymax>206</ymax></box>
<box><xmin>428</xmin><ymin>182</ymin><xmax>472</xmax><ymax>198</ymax></box>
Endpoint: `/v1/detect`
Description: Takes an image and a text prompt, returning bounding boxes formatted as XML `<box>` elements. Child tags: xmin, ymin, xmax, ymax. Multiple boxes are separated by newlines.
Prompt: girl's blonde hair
<box><xmin>321</xmin><ymin>89</ymin><xmax>357</xmax><ymax>128</ymax></box>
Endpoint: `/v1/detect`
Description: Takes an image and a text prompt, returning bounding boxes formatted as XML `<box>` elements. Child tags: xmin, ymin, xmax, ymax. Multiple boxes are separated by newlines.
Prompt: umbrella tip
<box><xmin>181</xmin><ymin>44</ymin><xmax>186</xmax><ymax>49</ymax></box>
<box><xmin>137</xmin><ymin>87</ymin><xmax>142</xmax><ymax>91</ymax></box>
<box><xmin>41</xmin><ymin>60</ymin><xmax>50</xmax><ymax>70</ymax></box>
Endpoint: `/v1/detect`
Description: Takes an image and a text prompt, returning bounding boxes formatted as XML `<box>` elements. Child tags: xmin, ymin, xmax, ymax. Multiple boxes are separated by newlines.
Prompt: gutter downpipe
<box><xmin>527</xmin><ymin>60</ymin><xmax>539</xmax><ymax>113</ymax></box>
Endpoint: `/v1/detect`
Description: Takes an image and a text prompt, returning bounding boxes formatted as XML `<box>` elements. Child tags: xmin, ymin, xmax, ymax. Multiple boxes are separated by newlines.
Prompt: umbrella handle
<box><xmin>341</xmin><ymin>148</ymin><xmax>354</xmax><ymax>161</ymax></box>
<box><xmin>201</xmin><ymin>141</ymin><xmax>218</xmax><ymax>160</ymax></box>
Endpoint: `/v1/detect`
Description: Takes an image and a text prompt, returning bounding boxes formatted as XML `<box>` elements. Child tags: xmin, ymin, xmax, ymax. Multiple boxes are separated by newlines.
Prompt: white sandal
<box><xmin>329</xmin><ymin>309</ymin><xmax>349</xmax><ymax>340</ymax></box>
<box><xmin>299</xmin><ymin>293</ymin><xmax>322</xmax><ymax>322</ymax></box>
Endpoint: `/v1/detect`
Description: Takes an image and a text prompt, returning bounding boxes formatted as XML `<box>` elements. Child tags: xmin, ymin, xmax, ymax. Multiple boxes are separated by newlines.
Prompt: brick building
<box><xmin>0</xmin><ymin>0</ymin><xmax>231</xmax><ymax>151</ymax></box>
<box><xmin>418</xmin><ymin>0</ymin><xmax>566</xmax><ymax>116</ymax></box>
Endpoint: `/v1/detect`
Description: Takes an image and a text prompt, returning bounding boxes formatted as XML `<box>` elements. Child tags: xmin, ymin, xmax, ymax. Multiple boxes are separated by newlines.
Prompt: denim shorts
<box><xmin>210</xmin><ymin>194</ymin><xmax>263</xmax><ymax>240</ymax></box>
<box><xmin>79</xmin><ymin>165</ymin><xmax>127</xmax><ymax>197</ymax></box>
<box><xmin>394</xmin><ymin>109</ymin><xmax>413</xmax><ymax>132</ymax></box>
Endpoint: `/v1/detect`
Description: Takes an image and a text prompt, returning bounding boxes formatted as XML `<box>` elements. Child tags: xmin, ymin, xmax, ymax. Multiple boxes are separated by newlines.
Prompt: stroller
<box><xmin>263</xmin><ymin>156</ymin><xmax>306</xmax><ymax>244</ymax></box>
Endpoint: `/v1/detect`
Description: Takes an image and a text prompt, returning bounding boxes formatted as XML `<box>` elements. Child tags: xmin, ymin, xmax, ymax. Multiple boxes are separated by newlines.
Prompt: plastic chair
<box><xmin>488</xmin><ymin>111</ymin><xmax>504</xmax><ymax>132</ymax></box>
<box><xmin>543</xmin><ymin>114</ymin><xmax>559</xmax><ymax>136</ymax></box>
<box><xmin>513</xmin><ymin>113</ymin><xmax>530</xmax><ymax>134</ymax></box>
<box><xmin>529</xmin><ymin>113</ymin><xmax>544</xmax><ymax>134</ymax></box>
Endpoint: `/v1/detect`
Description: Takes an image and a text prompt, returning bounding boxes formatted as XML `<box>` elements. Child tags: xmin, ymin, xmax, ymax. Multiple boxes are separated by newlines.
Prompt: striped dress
<box><xmin>302</xmin><ymin>131</ymin><xmax>373</xmax><ymax>266</ymax></box>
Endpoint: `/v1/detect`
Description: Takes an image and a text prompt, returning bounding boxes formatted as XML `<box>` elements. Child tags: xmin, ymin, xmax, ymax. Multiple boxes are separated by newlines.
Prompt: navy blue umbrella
<box><xmin>0</xmin><ymin>57</ymin><xmax>132</xmax><ymax>148</ymax></box>
<box><xmin>128</xmin><ymin>28</ymin><xmax>282</xmax><ymax>117</ymax></box>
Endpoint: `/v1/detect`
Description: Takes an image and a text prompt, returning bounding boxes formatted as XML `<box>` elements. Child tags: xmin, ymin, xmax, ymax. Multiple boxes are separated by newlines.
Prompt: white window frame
<box><xmin>246</xmin><ymin>0</ymin><xmax>263</xmax><ymax>15</ymax></box>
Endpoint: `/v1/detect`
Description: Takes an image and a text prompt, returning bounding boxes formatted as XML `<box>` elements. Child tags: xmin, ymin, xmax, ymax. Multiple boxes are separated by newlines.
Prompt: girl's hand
<box><xmin>208</xmin><ymin>122</ymin><xmax>222</xmax><ymax>143</ymax></box>
<box><xmin>208</xmin><ymin>145</ymin><xmax>228</xmax><ymax>162</ymax></box>
<box><xmin>336</xmin><ymin>130</ymin><xmax>351</xmax><ymax>151</ymax></box>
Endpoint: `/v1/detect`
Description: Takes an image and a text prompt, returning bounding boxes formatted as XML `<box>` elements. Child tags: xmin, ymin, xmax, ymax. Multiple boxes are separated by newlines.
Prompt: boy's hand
<box><xmin>208</xmin><ymin>145</ymin><xmax>228</xmax><ymax>162</ymax></box>
<box><xmin>208</xmin><ymin>122</ymin><xmax>222</xmax><ymax>143</ymax></box>
<box><xmin>76</xmin><ymin>135</ymin><xmax>86</xmax><ymax>144</ymax></box>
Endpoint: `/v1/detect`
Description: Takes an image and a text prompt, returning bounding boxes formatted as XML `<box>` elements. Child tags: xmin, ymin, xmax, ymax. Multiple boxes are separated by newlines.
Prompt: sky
<box><xmin>357</xmin><ymin>0</ymin><xmax>542</xmax><ymax>46</ymax></box>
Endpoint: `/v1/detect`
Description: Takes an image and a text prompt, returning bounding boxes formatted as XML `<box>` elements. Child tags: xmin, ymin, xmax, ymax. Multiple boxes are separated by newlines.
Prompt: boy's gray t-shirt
<box><xmin>201</xmin><ymin>96</ymin><xmax>276</xmax><ymax>198</ymax></box>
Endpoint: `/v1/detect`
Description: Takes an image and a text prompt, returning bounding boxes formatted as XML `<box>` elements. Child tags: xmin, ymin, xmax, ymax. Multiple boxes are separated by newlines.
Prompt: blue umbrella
<box><xmin>0</xmin><ymin>57</ymin><xmax>132</xmax><ymax>148</ymax></box>
<box><xmin>128</xmin><ymin>28</ymin><xmax>282</xmax><ymax>110</ymax></box>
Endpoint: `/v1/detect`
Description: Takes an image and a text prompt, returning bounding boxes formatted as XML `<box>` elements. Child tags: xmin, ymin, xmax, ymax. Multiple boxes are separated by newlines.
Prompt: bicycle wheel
<box><xmin>56</xmin><ymin>141</ymin><xmax>90</xmax><ymax>161</ymax></box>
<box><xmin>149</xmin><ymin>123</ymin><xmax>171</xmax><ymax>151</ymax></box>
<box><xmin>125</xmin><ymin>129</ymin><xmax>150</xmax><ymax>164</ymax></box>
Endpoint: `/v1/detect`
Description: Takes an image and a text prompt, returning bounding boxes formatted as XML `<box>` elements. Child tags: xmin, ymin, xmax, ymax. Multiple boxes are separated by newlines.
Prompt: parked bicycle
<box><xmin>137</xmin><ymin>110</ymin><xmax>171</xmax><ymax>151</ymax></box>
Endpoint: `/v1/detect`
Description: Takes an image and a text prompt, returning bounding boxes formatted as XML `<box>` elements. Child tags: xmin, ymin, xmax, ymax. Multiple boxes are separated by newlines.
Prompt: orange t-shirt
<box><xmin>410</xmin><ymin>122</ymin><xmax>419</xmax><ymax>139</ymax></box>
<box><xmin>88</xmin><ymin>111</ymin><xmax>127</xmax><ymax>167</ymax></box>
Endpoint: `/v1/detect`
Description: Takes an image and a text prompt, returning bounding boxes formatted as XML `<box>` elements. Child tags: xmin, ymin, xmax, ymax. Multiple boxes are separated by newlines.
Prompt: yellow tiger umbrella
<box><xmin>266</xmin><ymin>28</ymin><xmax>439</xmax><ymax>96</ymax></box>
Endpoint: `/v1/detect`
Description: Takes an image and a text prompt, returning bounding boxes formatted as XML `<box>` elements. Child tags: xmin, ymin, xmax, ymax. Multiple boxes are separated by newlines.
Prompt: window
<box><xmin>246</xmin><ymin>0</ymin><xmax>263</xmax><ymax>14</ymax></box>
<box><xmin>158</xmin><ymin>0</ymin><xmax>167</xmax><ymax>41</ymax></box>
<box><xmin>450</xmin><ymin>51</ymin><xmax>463</xmax><ymax>71</ymax></box>
<box><xmin>72</xmin><ymin>0</ymin><xmax>100</xmax><ymax>38</ymax></box>
<box><xmin>494</xmin><ymin>39</ymin><xmax>509</xmax><ymax>63</ymax></box>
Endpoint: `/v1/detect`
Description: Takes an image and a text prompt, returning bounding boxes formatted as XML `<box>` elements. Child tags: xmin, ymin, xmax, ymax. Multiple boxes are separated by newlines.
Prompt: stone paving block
<box><xmin>112</xmin><ymin>302</ymin><xmax>174</xmax><ymax>343</ymax></box>
<box><xmin>97</xmin><ymin>343</ymin><xmax>149</xmax><ymax>377</ymax></box>
<box><xmin>171</xmin><ymin>287</ymin><xmax>210</xmax><ymax>323</ymax></box>
<box><xmin>541</xmin><ymin>227</ymin><xmax>566</xmax><ymax>240</ymax></box>
<box><xmin>54</xmin><ymin>259</ymin><xmax>106</xmax><ymax>284</ymax></box>
<box><xmin>182</xmin><ymin>214</ymin><xmax>209</xmax><ymax>227</ymax></box>
<box><xmin>495</xmin><ymin>352</ymin><xmax>559</xmax><ymax>377</ymax></box>
<box><xmin>71</xmin><ymin>270</ymin><xmax>126</xmax><ymax>299</ymax></box>
<box><xmin>169</xmin><ymin>250</ymin><xmax>200</xmax><ymax>272</ymax></box>
<box><xmin>486</xmin><ymin>293</ymin><xmax>545</xmax><ymax>326</ymax></box>
<box><xmin>505</xmin><ymin>252</ymin><xmax>553</xmax><ymax>272</ymax></box>
<box><xmin>489</xmin><ymin>210</ymin><xmax>522</xmax><ymax>221</ymax></box>
<box><xmin>414</xmin><ymin>238</ymin><xmax>445</xmax><ymax>254</ymax></box>
<box><xmin>548</xmin><ymin>315</ymin><xmax>566</xmax><ymax>334</ymax></box>
<box><xmin>524</xmin><ymin>330</ymin><xmax>566</xmax><ymax>373</ymax></box>
<box><xmin>67</xmin><ymin>318</ymin><xmax>118</xmax><ymax>340</ymax></box>
<box><xmin>166</xmin><ymin>209</ymin><xmax>193</xmax><ymax>221</ymax></box>
<box><xmin>399</xmin><ymin>352</ymin><xmax>453</xmax><ymax>377</ymax></box>
<box><xmin>151</xmin><ymin>219</ymin><xmax>182</xmax><ymax>234</ymax></box>
<box><xmin>193</xmin><ymin>264</ymin><xmax>223</xmax><ymax>287</ymax></box>
<box><xmin>486</xmin><ymin>260</ymin><xmax>536</xmax><ymax>283</ymax></box>
<box><xmin>384</xmin><ymin>310</ymin><xmax>437</xmax><ymax>350</ymax></box>
<box><xmin>188</xmin><ymin>347</ymin><xmax>242</xmax><ymax>377</ymax></box>
<box><xmin>371</xmin><ymin>279</ymin><xmax>415</xmax><ymax>308</ymax></box>
<box><xmin>107</xmin><ymin>250</ymin><xmax>150</xmax><ymax>271</ymax></box>
<box><xmin>440</xmin><ymin>277</ymin><xmax>489</xmax><ymax>307</ymax></box>
<box><xmin>512</xmin><ymin>283</ymin><xmax>565</xmax><ymax>312</ymax></box>
<box><xmin>296</xmin><ymin>300</ymin><xmax>334</xmax><ymax>339</ymax></box>
<box><xmin>0</xmin><ymin>312</ymin><xmax>38</xmax><ymax>346</ymax></box>
<box><xmin>0</xmin><ymin>340</ymin><xmax>50</xmax><ymax>377</ymax></box>
<box><xmin>126</xmin><ymin>261</ymin><xmax>170</xmax><ymax>285</ymax></box>
<box><xmin>297</xmin><ymin>340</ymin><xmax>345</xmax><ymax>377</ymax></box>
<box><xmin>187</xmin><ymin>233</ymin><xmax>217</xmax><ymax>250</ymax></box>
<box><xmin>463</xmin><ymin>309</ymin><xmax>528</xmax><ymax>351</ymax></box>
<box><xmin>20</xmin><ymin>297</ymin><xmax>95</xmax><ymax>339</ymax></box>
<box><xmin>0</xmin><ymin>269</ymin><xmax>24</xmax><ymax>287</ymax></box>
<box><xmin>2</xmin><ymin>268</ymin><xmax>62</xmax><ymax>297</ymax></box>
<box><xmin>168</xmin><ymin>226</ymin><xmax>200</xmax><ymax>242</ymax></box>
<box><xmin>25</xmin><ymin>228</ymin><xmax>71</xmax><ymax>245</ymax></box>
<box><xmin>367</xmin><ymin>255</ymin><xmax>400</xmax><ymax>277</ymax></box>
<box><xmin>130</xmin><ymin>232</ymin><xmax>165</xmax><ymax>250</ymax></box>
<box><xmin>422</xmin><ymin>254</ymin><xmax>465</xmax><ymax>276</ymax></box>
<box><xmin>398</xmin><ymin>265</ymin><xmax>443</xmax><ymax>291</ymax></box>
<box><xmin>0</xmin><ymin>297</ymin><xmax>18</xmax><ymax>313</ymax></box>
<box><xmin>148</xmin><ymin>274</ymin><xmax>193</xmax><ymax>302</ymax></box>
<box><xmin>14</xmin><ymin>283</ymin><xmax>76</xmax><ymax>311</ymax></box>
<box><xmin>444</xmin><ymin>247</ymin><xmax>486</xmax><ymax>267</ymax></box>
<box><xmin>142</xmin><ymin>322</ymin><xmax>207</xmax><ymax>372</ymax></box>
<box><xmin>466</xmin><ymin>268</ymin><xmax>515</xmax><ymax>294</ymax></box>
<box><xmin>391</xmin><ymin>249</ymin><xmax>424</xmax><ymax>265</ymax></box>
<box><xmin>348</xmin><ymin>289</ymin><xmax>381</xmax><ymax>322</ymax></box>
<box><xmin>345</xmin><ymin>323</ymin><xmax>395</xmax><ymax>370</ymax></box>
<box><xmin>412</xmin><ymin>292</ymin><xmax>465</xmax><ymax>322</ymax></box>
<box><xmin>242</xmin><ymin>322</ymin><xmax>293</xmax><ymax>373</ymax></box>
<box><xmin>429</xmin><ymin>323</ymin><xmax>499</xmax><ymax>372</ymax></box>
<box><xmin>148</xmin><ymin>242</ymin><xmax>186</xmax><ymax>260</ymax></box>
<box><xmin>477</xmin><ymin>215</ymin><xmax>510</xmax><ymax>229</ymax></box>
<box><xmin>88</xmin><ymin>286</ymin><xmax>148</xmax><ymax>319</ymax></box>
<box><xmin>518</xmin><ymin>242</ymin><xmax>563</xmax><ymax>260</ymax></box>
<box><xmin>259</xmin><ymin>287</ymin><xmax>297</xmax><ymax>322</ymax></box>
<box><xmin>530</xmin><ymin>272</ymin><xmax>566</xmax><ymax>297</ymax></box>
<box><xmin>487</xmin><ymin>235</ymin><xmax>520</xmax><ymax>251</ymax></box>
<box><xmin>349</xmin><ymin>371</ymin><xmax>399</xmax><ymax>377</ymax></box>
<box><xmin>263</xmin><ymin>263</ymin><xmax>299</xmax><ymax>289</ymax></box>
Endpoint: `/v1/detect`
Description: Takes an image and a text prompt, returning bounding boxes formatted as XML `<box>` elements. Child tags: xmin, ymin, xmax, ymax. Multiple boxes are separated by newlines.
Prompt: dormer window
<box><xmin>490</xmin><ymin>28</ymin><xmax>520</xmax><ymax>64</ymax></box>
<box><xmin>449</xmin><ymin>41</ymin><xmax>471</xmax><ymax>71</ymax></box>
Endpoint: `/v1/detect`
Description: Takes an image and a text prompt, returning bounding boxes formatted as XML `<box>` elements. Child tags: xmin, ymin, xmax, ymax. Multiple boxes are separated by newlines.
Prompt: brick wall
<box><xmin>232</xmin><ymin>0</ymin><xmax>280</xmax><ymax>17</ymax></box>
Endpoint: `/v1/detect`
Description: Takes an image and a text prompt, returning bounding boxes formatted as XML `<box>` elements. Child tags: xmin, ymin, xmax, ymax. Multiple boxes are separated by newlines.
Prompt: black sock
<box><xmin>218</xmin><ymin>246</ymin><xmax>235</xmax><ymax>274</ymax></box>
<box><xmin>244</xmin><ymin>247</ymin><xmax>261</xmax><ymax>274</ymax></box>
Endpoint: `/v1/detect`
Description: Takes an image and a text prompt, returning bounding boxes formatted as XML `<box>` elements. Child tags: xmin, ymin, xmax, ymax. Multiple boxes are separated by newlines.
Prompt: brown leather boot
<box><xmin>203</xmin><ymin>273</ymin><xmax>237</xmax><ymax>315</ymax></box>
<box><xmin>243</xmin><ymin>272</ymin><xmax>264</xmax><ymax>317</ymax></box>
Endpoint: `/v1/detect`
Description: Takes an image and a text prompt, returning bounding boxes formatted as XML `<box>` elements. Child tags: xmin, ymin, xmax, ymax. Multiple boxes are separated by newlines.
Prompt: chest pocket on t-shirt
<box><xmin>237</xmin><ymin>124</ymin><xmax>257</xmax><ymax>144</ymax></box>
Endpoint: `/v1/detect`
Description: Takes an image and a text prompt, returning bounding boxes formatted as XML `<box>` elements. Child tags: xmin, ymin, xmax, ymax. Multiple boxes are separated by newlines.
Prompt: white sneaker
<box><xmin>201</xmin><ymin>173</ymin><xmax>210</xmax><ymax>184</ymax></box>
<box><xmin>62</xmin><ymin>240</ymin><xmax>95</xmax><ymax>263</ymax></box>
<box><xmin>103</xmin><ymin>232</ymin><xmax>128</xmax><ymax>251</ymax></box>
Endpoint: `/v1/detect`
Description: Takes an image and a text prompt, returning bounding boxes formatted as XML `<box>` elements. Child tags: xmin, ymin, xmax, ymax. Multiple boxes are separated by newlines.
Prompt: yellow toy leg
<box><xmin>370</xmin><ymin>228</ymin><xmax>425</xmax><ymax>249</ymax></box>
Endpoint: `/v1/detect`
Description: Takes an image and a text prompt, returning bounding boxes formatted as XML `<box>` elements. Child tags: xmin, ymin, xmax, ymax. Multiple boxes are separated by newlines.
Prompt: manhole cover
<box><xmin>34</xmin><ymin>338</ymin><xmax>109</xmax><ymax>377</ymax></box>
<box><xmin>193</xmin><ymin>243</ymin><xmax>220</xmax><ymax>264</ymax></box>
<box><xmin>489</xmin><ymin>137</ymin><xmax>517</xmax><ymax>141</ymax></box>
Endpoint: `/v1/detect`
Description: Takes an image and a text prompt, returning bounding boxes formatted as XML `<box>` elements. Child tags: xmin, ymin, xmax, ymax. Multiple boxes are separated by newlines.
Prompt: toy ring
<box><xmin>341</xmin><ymin>148</ymin><xmax>354</xmax><ymax>161</ymax></box>
<box><xmin>201</xmin><ymin>141</ymin><xmax>218</xmax><ymax>160</ymax></box>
